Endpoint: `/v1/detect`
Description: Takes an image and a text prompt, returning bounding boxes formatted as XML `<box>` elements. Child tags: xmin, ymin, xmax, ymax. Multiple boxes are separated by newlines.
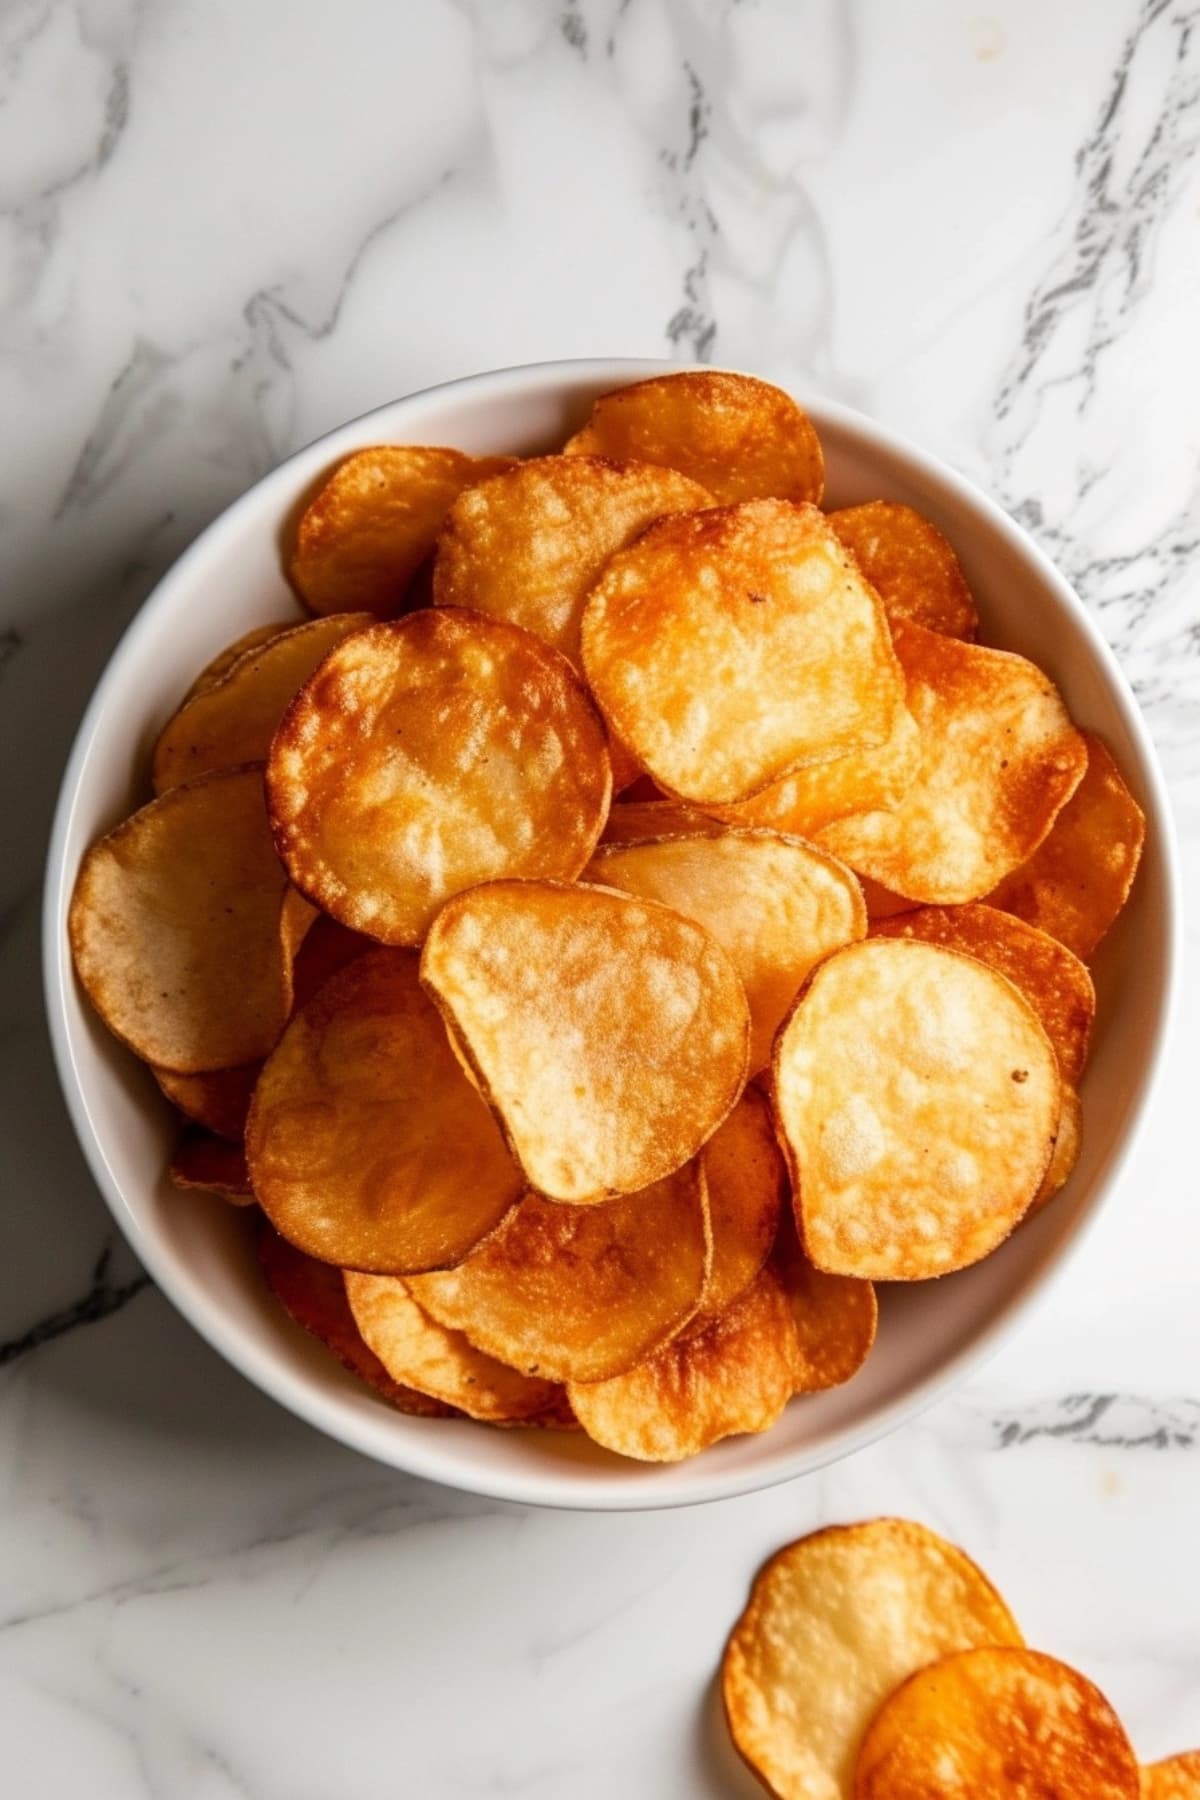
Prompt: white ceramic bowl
<box><xmin>44</xmin><ymin>359</ymin><xmax>1180</xmax><ymax>1510</ymax></box>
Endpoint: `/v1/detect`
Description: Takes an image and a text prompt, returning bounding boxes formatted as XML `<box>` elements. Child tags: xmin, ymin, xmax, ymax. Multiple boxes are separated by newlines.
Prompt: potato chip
<box><xmin>421</xmin><ymin>879</ymin><xmax>749</xmax><ymax>1201</ymax></box>
<box><xmin>183</xmin><ymin>623</ymin><xmax>292</xmax><ymax>702</ymax></box>
<box><xmin>1141</xmin><ymin>1753</ymin><xmax>1200</xmax><ymax>1797</ymax></box>
<box><xmin>600</xmin><ymin>799</ymin><xmax>722</xmax><ymax>845</ymax></box>
<box><xmin>859</xmin><ymin>878</ymin><xmax>917</xmax><ymax>921</ymax></box>
<box><xmin>289</xmin><ymin>912</ymin><xmax>376</xmax><ymax>1011</ymax></box>
<box><xmin>701</xmin><ymin>703</ymin><xmax>921</xmax><ymax>839</ymax></box>
<box><xmin>774</xmin><ymin>940</ymin><xmax>1059</xmax><ymax>1279</ymax></box>
<box><xmin>774</xmin><ymin>1217</ymin><xmax>877</xmax><ymax>1392</ymax></box>
<box><xmin>154</xmin><ymin>1062</ymin><xmax>260</xmax><ymax>1141</ymax></box>
<box><xmin>564</xmin><ymin>370</ymin><xmax>824</xmax><ymax>505</ymax></box>
<box><xmin>588</xmin><ymin>829</ymin><xmax>866</xmax><ymax>1072</ymax></box>
<box><xmin>853</xmin><ymin>1646</ymin><xmax>1139</xmax><ymax>1799</ymax></box>
<box><xmin>722</xmin><ymin>1519</ymin><xmax>1023</xmax><ymax>1800</ymax></box>
<box><xmin>69</xmin><ymin>767</ymin><xmax>296</xmax><ymax>1073</ymax></box>
<box><xmin>267</xmin><ymin>609</ymin><xmax>611</xmax><ymax>945</ymax></box>
<box><xmin>408</xmin><ymin>1163</ymin><xmax>710</xmax><ymax>1383</ymax></box>
<box><xmin>344</xmin><ymin>1273</ymin><xmax>562</xmax><ymax>1422</ymax></box>
<box><xmin>1028</xmin><ymin>1086</ymin><xmax>1082</xmax><ymax>1216</ymax></box>
<box><xmin>818</xmin><ymin>621</ymin><xmax>1087</xmax><ymax>902</ymax></box>
<box><xmin>257</xmin><ymin>1221</ymin><xmax>455</xmax><ymax>1416</ymax></box>
<box><xmin>873</xmin><ymin>903</ymin><xmax>1095</xmax><ymax>1085</ymax></box>
<box><xmin>985</xmin><ymin>732</ymin><xmax>1146</xmax><ymax>959</ymax></box>
<box><xmin>567</xmin><ymin>1267</ymin><xmax>797</xmax><ymax>1461</ymax></box>
<box><xmin>827</xmin><ymin>501</ymin><xmax>978</xmax><ymax>639</ymax></box>
<box><xmin>289</xmin><ymin>445</ymin><xmax>514</xmax><ymax>617</ymax></box>
<box><xmin>432</xmin><ymin>454</ymin><xmax>711</xmax><ymax>662</ymax></box>
<box><xmin>152</xmin><ymin>614</ymin><xmax>373</xmax><ymax>794</ymax></box>
<box><xmin>699</xmin><ymin>1088</ymin><xmax>786</xmax><ymax>1316</ymax></box>
<box><xmin>246</xmin><ymin>949</ymin><xmax>523</xmax><ymax>1273</ymax></box>
<box><xmin>169</xmin><ymin>1131</ymin><xmax>254</xmax><ymax>1205</ymax></box>
<box><xmin>581</xmin><ymin>500</ymin><xmax>902</xmax><ymax>805</ymax></box>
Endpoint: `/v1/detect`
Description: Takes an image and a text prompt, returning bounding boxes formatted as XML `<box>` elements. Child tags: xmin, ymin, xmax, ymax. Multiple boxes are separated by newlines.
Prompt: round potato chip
<box><xmin>873</xmin><ymin>903</ymin><xmax>1095</xmax><ymax>1085</ymax></box>
<box><xmin>581</xmin><ymin>500</ymin><xmax>902</xmax><ymax>805</ymax></box>
<box><xmin>588</xmin><ymin>829</ymin><xmax>866</xmax><ymax>1073</ymax></box>
<box><xmin>774</xmin><ymin>1216</ymin><xmax>878</xmax><ymax>1393</ymax></box>
<box><xmin>69</xmin><ymin>767</ymin><xmax>296</xmax><ymax>1073</ymax></box>
<box><xmin>567</xmin><ymin>1266</ymin><xmax>797</xmax><ymax>1462</ymax></box>
<box><xmin>600</xmin><ymin>798</ymin><xmax>722</xmax><ymax>845</ymax></box>
<box><xmin>289</xmin><ymin>445</ymin><xmax>514</xmax><ymax>617</ymax></box>
<box><xmin>827</xmin><ymin>501</ymin><xmax>978</xmax><ymax>640</ymax></box>
<box><xmin>407</xmin><ymin>1164</ymin><xmax>711</xmax><ymax>1383</ymax></box>
<box><xmin>182</xmin><ymin>623</ymin><xmax>294</xmax><ymax>702</ymax></box>
<box><xmin>169</xmin><ymin>1131</ymin><xmax>254</xmax><ymax>1205</ymax></box>
<box><xmin>432</xmin><ymin>454</ymin><xmax>712</xmax><ymax>663</ymax></box>
<box><xmin>775</xmin><ymin>939</ymin><xmax>1060</xmax><ymax>1280</ymax></box>
<box><xmin>246</xmin><ymin>949</ymin><xmax>523</xmax><ymax>1274</ymax></box>
<box><xmin>722</xmin><ymin>1519</ymin><xmax>1024</xmax><ymax>1800</ymax></box>
<box><xmin>564</xmin><ymin>370</ymin><xmax>824</xmax><ymax>505</ymax></box>
<box><xmin>699</xmin><ymin>1088</ymin><xmax>786</xmax><ymax>1317</ymax></box>
<box><xmin>267</xmin><ymin>609</ymin><xmax>612</xmax><ymax>946</ymax></box>
<box><xmin>1141</xmin><ymin>1753</ymin><xmax>1200</xmax><ymax>1797</ymax></box>
<box><xmin>257</xmin><ymin>1222</ymin><xmax>455</xmax><ymax>1417</ymax></box>
<box><xmin>344</xmin><ymin>1274</ymin><xmax>562</xmax><ymax>1423</ymax></box>
<box><xmin>817</xmin><ymin>622</ymin><xmax>1088</xmax><ymax>903</ymax></box>
<box><xmin>985</xmin><ymin>732</ymin><xmax>1146</xmax><ymax>959</ymax></box>
<box><xmin>153</xmin><ymin>613</ymin><xmax>373</xmax><ymax>794</ymax></box>
<box><xmin>154</xmin><ymin>1062</ymin><xmax>260</xmax><ymax>1142</ymax></box>
<box><xmin>853</xmin><ymin>1646</ymin><xmax>1139</xmax><ymax>1799</ymax></box>
<box><xmin>1028</xmin><ymin>1085</ymin><xmax>1083</xmax><ymax>1216</ymax></box>
<box><xmin>421</xmin><ymin>879</ymin><xmax>750</xmax><ymax>1201</ymax></box>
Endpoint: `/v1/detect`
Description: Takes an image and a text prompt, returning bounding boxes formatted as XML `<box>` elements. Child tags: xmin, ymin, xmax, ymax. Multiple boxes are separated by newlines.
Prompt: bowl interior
<box><xmin>45</xmin><ymin>360</ymin><xmax>1178</xmax><ymax>1509</ymax></box>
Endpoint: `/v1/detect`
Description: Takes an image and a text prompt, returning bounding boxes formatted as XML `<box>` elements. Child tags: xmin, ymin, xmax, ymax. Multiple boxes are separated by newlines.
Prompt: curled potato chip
<box><xmin>589</xmin><ymin>829</ymin><xmax>865</xmax><ymax>1073</ymax></box>
<box><xmin>246</xmin><ymin>949</ymin><xmax>523</xmax><ymax>1274</ymax></box>
<box><xmin>853</xmin><ymin>1646</ymin><xmax>1139</xmax><ymax>1799</ymax></box>
<box><xmin>1141</xmin><ymin>1753</ymin><xmax>1200</xmax><ymax>1797</ymax></box>
<box><xmin>289</xmin><ymin>445</ymin><xmax>514</xmax><ymax>617</ymax></box>
<box><xmin>1028</xmin><ymin>1086</ymin><xmax>1082</xmax><ymax>1216</ymax></box>
<box><xmin>986</xmin><ymin>732</ymin><xmax>1146</xmax><ymax>959</ymax></box>
<box><xmin>701</xmin><ymin>703</ymin><xmax>921</xmax><ymax>839</ymax></box>
<box><xmin>699</xmin><ymin>1088</ymin><xmax>786</xmax><ymax>1317</ymax></box>
<box><xmin>775</xmin><ymin>939</ymin><xmax>1060</xmax><ymax>1279</ymax></box>
<box><xmin>859</xmin><ymin>878</ymin><xmax>917</xmax><ymax>921</ymax></box>
<box><xmin>153</xmin><ymin>614</ymin><xmax>372</xmax><ymax>793</ymax></box>
<box><xmin>344</xmin><ymin>1273</ymin><xmax>562</xmax><ymax>1422</ymax></box>
<box><xmin>827</xmin><ymin>501</ymin><xmax>978</xmax><ymax>640</ymax></box>
<box><xmin>722</xmin><ymin>1519</ymin><xmax>1023</xmax><ymax>1800</ymax></box>
<box><xmin>69</xmin><ymin>767</ymin><xmax>296</xmax><ymax>1073</ymax></box>
<box><xmin>183</xmin><ymin>623</ymin><xmax>293</xmax><ymax>702</ymax></box>
<box><xmin>567</xmin><ymin>1267</ymin><xmax>797</xmax><ymax>1462</ymax></box>
<box><xmin>818</xmin><ymin>622</ymin><xmax>1088</xmax><ymax>903</ymax></box>
<box><xmin>564</xmin><ymin>370</ymin><xmax>824</xmax><ymax>505</ymax></box>
<box><xmin>267</xmin><ymin>609</ymin><xmax>611</xmax><ymax>945</ymax></box>
<box><xmin>600</xmin><ymin>799</ymin><xmax>722</xmax><ymax>845</ymax></box>
<box><xmin>169</xmin><ymin>1131</ymin><xmax>254</xmax><ymax>1204</ymax></box>
<box><xmin>257</xmin><ymin>1222</ymin><xmax>455</xmax><ymax>1416</ymax></box>
<box><xmin>432</xmin><ymin>454</ymin><xmax>711</xmax><ymax>663</ymax></box>
<box><xmin>408</xmin><ymin>1164</ymin><xmax>710</xmax><ymax>1383</ymax></box>
<box><xmin>421</xmin><ymin>880</ymin><xmax>750</xmax><ymax>1201</ymax></box>
<box><xmin>774</xmin><ymin>1217</ymin><xmax>878</xmax><ymax>1393</ymax></box>
<box><xmin>154</xmin><ymin>1062</ymin><xmax>260</xmax><ymax>1142</ymax></box>
<box><xmin>873</xmin><ymin>903</ymin><xmax>1095</xmax><ymax>1085</ymax></box>
<box><xmin>582</xmin><ymin>500</ymin><xmax>902</xmax><ymax>805</ymax></box>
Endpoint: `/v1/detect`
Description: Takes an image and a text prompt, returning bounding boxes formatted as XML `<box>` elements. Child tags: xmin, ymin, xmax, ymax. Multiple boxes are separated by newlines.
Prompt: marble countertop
<box><xmin>4</xmin><ymin>1</ymin><xmax>1199</xmax><ymax>1793</ymax></box>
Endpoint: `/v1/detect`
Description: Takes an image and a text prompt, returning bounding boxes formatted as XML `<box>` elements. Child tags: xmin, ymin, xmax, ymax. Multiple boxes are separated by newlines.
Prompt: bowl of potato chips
<box><xmin>45</xmin><ymin>360</ymin><xmax>1178</xmax><ymax>1507</ymax></box>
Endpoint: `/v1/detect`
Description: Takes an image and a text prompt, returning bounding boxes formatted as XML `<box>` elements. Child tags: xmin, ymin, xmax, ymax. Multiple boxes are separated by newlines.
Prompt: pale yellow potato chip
<box><xmin>774</xmin><ymin>939</ymin><xmax>1060</xmax><ymax>1279</ymax></box>
<box><xmin>182</xmin><ymin>623</ymin><xmax>293</xmax><ymax>702</ymax></box>
<box><xmin>699</xmin><ymin>1088</ymin><xmax>786</xmax><ymax>1317</ymax></box>
<box><xmin>827</xmin><ymin>500</ymin><xmax>978</xmax><ymax>639</ymax></box>
<box><xmin>722</xmin><ymin>1519</ymin><xmax>1023</xmax><ymax>1800</ymax></box>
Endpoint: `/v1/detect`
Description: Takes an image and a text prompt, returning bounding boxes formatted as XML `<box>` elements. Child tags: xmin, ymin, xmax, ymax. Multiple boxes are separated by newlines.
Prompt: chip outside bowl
<box><xmin>43</xmin><ymin>359</ymin><xmax>1182</xmax><ymax>1511</ymax></box>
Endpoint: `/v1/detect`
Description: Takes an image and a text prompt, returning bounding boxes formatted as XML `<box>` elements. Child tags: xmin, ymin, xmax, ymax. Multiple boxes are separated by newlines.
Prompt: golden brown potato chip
<box><xmin>701</xmin><ymin>703</ymin><xmax>921</xmax><ymax>839</ymax></box>
<box><xmin>564</xmin><ymin>370</ymin><xmax>824</xmax><ymax>505</ymax></box>
<box><xmin>774</xmin><ymin>1217</ymin><xmax>878</xmax><ymax>1393</ymax></box>
<box><xmin>1028</xmin><ymin>1086</ymin><xmax>1082</xmax><ymax>1216</ymax></box>
<box><xmin>153</xmin><ymin>614</ymin><xmax>373</xmax><ymax>794</ymax></box>
<box><xmin>699</xmin><ymin>1088</ymin><xmax>786</xmax><ymax>1317</ymax></box>
<box><xmin>154</xmin><ymin>1062</ymin><xmax>260</xmax><ymax>1142</ymax></box>
<box><xmin>1141</xmin><ymin>1753</ymin><xmax>1200</xmax><ymax>1797</ymax></box>
<box><xmin>722</xmin><ymin>1519</ymin><xmax>1023</xmax><ymax>1800</ymax></box>
<box><xmin>582</xmin><ymin>500</ymin><xmax>902</xmax><ymax>805</ymax></box>
<box><xmin>818</xmin><ymin>622</ymin><xmax>1087</xmax><ymax>902</ymax></box>
<box><xmin>169</xmin><ymin>1131</ymin><xmax>254</xmax><ymax>1205</ymax></box>
<box><xmin>775</xmin><ymin>940</ymin><xmax>1059</xmax><ymax>1279</ymax></box>
<box><xmin>985</xmin><ymin>732</ymin><xmax>1146</xmax><ymax>959</ymax></box>
<box><xmin>873</xmin><ymin>903</ymin><xmax>1095</xmax><ymax>1085</ymax></box>
<box><xmin>408</xmin><ymin>1164</ymin><xmax>711</xmax><ymax>1383</ymax></box>
<box><xmin>257</xmin><ymin>1222</ymin><xmax>455</xmax><ymax>1416</ymax></box>
<box><xmin>289</xmin><ymin>912</ymin><xmax>377</xmax><ymax>1011</ymax></box>
<box><xmin>589</xmin><ymin>829</ymin><xmax>865</xmax><ymax>1072</ymax></box>
<box><xmin>69</xmin><ymin>767</ymin><xmax>296</xmax><ymax>1073</ymax></box>
<box><xmin>827</xmin><ymin>501</ymin><xmax>978</xmax><ymax>640</ymax></box>
<box><xmin>859</xmin><ymin>878</ymin><xmax>917</xmax><ymax>921</ymax></box>
<box><xmin>567</xmin><ymin>1267</ymin><xmax>797</xmax><ymax>1462</ymax></box>
<box><xmin>183</xmin><ymin>623</ymin><xmax>293</xmax><ymax>701</ymax></box>
<box><xmin>246</xmin><ymin>949</ymin><xmax>523</xmax><ymax>1273</ymax></box>
<box><xmin>344</xmin><ymin>1273</ymin><xmax>562</xmax><ymax>1422</ymax></box>
<box><xmin>600</xmin><ymin>799</ymin><xmax>722</xmax><ymax>845</ymax></box>
<box><xmin>289</xmin><ymin>445</ymin><xmax>514</xmax><ymax>617</ymax></box>
<box><xmin>267</xmin><ymin>609</ymin><xmax>611</xmax><ymax>945</ymax></box>
<box><xmin>421</xmin><ymin>879</ymin><xmax>749</xmax><ymax>1201</ymax></box>
<box><xmin>432</xmin><ymin>454</ymin><xmax>712</xmax><ymax>663</ymax></box>
<box><xmin>853</xmin><ymin>1646</ymin><xmax>1139</xmax><ymax>1799</ymax></box>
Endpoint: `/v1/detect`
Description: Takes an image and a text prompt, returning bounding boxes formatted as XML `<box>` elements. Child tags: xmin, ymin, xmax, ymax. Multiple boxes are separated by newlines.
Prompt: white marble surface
<box><xmin>3</xmin><ymin>1</ymin><xmax>1200</xmax><ymax>1793</ymax></box>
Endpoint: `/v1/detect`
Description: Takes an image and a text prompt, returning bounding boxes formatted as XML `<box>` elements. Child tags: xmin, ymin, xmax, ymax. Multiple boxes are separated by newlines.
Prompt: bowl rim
<box><xmin>42</xmin><ymin>356</ymin><xmax>1183</xmax><ymax>1511</ymax></box>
